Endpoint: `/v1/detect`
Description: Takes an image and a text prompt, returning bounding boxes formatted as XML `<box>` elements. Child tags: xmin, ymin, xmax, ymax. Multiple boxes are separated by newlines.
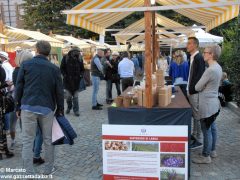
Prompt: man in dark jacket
<box><xmin>15</xmin><ymin>40</ymin><xmax>64</xmax><ymax>175</ymax></box>
<box><xmin>60</xmin><ymin>47</ymin><xmax>85</xmax><ymax>116</ymax></box>
<box><xmin>187</xmin><ymin>37</ymin><xmax>206</xmax><ymax>149</ymax></box>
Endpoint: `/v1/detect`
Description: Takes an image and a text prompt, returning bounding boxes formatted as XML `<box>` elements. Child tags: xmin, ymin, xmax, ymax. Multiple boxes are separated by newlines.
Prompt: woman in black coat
<box><xmin>105</xmin><ymin>52</ymin><xmax>121</xmax><ymax>104</ymax></box>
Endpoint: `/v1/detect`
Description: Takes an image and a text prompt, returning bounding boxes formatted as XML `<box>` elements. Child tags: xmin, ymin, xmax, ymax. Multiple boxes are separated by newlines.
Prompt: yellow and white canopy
<box><xmin>0</xmin><ymin>33</ymin><xmax>8</xmax><ymax>44</ymax></box>
<box><xmin>66</xmin><ymin>0</ymin><xmax>144</xmax><ymax>35</ymax></box>
<box><xmin>156</xmin><ymin>0</ymin><xmax>239</xmax><ymax>31</ymax></box>
<box><xmin>64</xmin><ymin>0</ymin><xmax>239</xmax><ymax>35</ymax></box>
<box><xmin>55</xmin><ymin>35</ymin><xmax>91</xmax><ymax>49</ymax></box>
<box><xmin>4</xmin><ymin>27</ymin><xmax>64</xmax><ymax>49</ymax></box>
<box><xmin>114</xmin><ymin>13</ymin><xmax>193</xmax><ymax>44</ymax></box>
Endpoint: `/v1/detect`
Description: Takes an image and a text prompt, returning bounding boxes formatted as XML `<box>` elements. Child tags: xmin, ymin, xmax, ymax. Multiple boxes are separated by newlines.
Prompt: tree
<box><xmin>22</xmin><ymin>0</ymin><xmax>96</xmax><ymax>38</ymax></box>
<box><xmin>216</xmin><ymin>18</ymin><xmax>240</xmax><ymax>106</ymax></box>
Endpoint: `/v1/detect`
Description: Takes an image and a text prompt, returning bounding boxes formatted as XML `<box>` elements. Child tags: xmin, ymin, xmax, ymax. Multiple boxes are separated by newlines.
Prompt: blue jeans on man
<box><xmin>92</xmin><ymin>76</ymin><xmax>100</xmax><ymax>106</ymax></box>
<box><xmin>33</xmin><ymin>126</ymin><xmax>43</xmax><ymax>159</ymax></box>
<box><xmin>200</xmin><ymin>120</ymin><xmax>217</xmax><ymax>157</ymax></box>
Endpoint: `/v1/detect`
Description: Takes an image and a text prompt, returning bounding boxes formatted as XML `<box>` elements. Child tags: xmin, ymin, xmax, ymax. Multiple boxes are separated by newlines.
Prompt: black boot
<box><xmin>5</xmin><ymin>151</ymin><xmax>14</xmax><ymax>158</ymax></box>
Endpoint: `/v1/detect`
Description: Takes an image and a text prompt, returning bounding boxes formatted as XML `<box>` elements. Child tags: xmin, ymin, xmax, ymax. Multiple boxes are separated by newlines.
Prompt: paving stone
<box><xmin>0</xmin><ymin>82</ymin><xmax>239</xmax><ymax>179</ymax></box>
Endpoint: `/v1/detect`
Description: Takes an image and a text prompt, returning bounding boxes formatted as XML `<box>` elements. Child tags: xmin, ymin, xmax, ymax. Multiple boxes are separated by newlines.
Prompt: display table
<box><xmin>108</xmin><ymin>86</ymin><xmax>192</xmax><ymax>177</ymax></box>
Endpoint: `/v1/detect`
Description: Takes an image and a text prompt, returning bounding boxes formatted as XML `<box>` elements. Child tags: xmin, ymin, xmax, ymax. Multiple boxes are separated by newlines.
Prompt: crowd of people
<box><xmin>0</xmin><ymin>36</ymin><xmax>234</xmax><ymax>177</ymax></box>
<box><xmin>90</xmin><ymin>49</ymin><xmax>144</xmax><ymax>110</ymax></box>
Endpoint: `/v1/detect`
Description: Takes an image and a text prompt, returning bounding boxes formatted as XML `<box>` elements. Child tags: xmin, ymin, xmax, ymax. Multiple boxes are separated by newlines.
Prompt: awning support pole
<box><xmin>144</xmin><ymin>0</ymin><xmax>153</xmax><ymax>108</ymax></box>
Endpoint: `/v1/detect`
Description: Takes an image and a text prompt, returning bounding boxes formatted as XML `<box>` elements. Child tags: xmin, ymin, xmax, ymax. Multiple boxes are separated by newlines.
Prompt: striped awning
<box><xmin>55</xmin><ymin>35</ymin><xmax>91</xmax><ymax>49</ymax></box>
<box><xmin>5</xmin><ymin>42</ymin><xmax>37</xmax><ymax>52</ymax></box>
<box><xmin>110</xmin><ymin>44</ymin><xmax>145</xmax><ymax>52</ymax></box>
<box><xmin>0</xmin><ymin>33</ymin><xmax>8</xmax><ymax>44</ymax></box>
<box><xmin>66</xmin><ymin>0</ymin><xmax>144</xmax><ymax>35</ymax></box>
<box><xmin>115</xmin><ymin>14</ymin><xmax>193</xmax><ymax>44</ymax></box>
<box><xmin>4</xmin><ymin>27</ymin><xmax>64</xmax><ymax>48</ymax></box>
<box><xmin>82</xmin><ymin>39</ymin><xmax>109</xmax><ymax>49</ymax></box>
<box><xmin>156</xmin><ymin>0</ymin><xmax>239</xmax><ymax>31</ymax></box>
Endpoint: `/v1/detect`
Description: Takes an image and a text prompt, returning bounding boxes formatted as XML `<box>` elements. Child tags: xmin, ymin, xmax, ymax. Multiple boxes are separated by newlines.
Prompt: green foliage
<box><xmin>22</xmin><ymin>0</ymin><xmax>96</xmax><ymax>38</ymax></box>
<box><xmin>217</xmin><ymin>18</ymin><xmax>240</xmax><ymax>106</ymax></box>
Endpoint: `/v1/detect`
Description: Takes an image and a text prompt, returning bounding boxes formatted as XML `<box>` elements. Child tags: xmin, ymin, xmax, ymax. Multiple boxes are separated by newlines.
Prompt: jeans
<box><xmin>33</xmin><ymin>126</ymin><xmax>43</xmax><ymax>158</ymax></box>
<box><xmin>200</xmin><ymin>120</ymin><xmax>217</xmax><ymax>157</ymax></box>
<box><xmin>66</xmin><ymin>90</ymin><xmax>79</xmax><ymax>113</ymax></box>
<box><xmin>21</xmin><ymin>111</ymin><xmax>54</xmax><ymax>174</ymax></box>
<box><xmin>121</xmin><ymin>77</ymin><xmax>134</xmax><ymax>92</ymax></box>
<box><xmin>9</xmin><ymin>111</ymin><xmax>17</xmax><ymax>133</ymax></box>
<box><xmin>106</xmin><ymin>80</ymin><xmax>121</xmax><ymax>100</ymax></box>
<box><xmin>4</xmin><ymin>114</ymin><xmax>10</xmax><ymax>130</ymax></box>
<box><xmin>92</xmin><ymin>76</ymin><xmax>100</xmax><ymax>106</ymax></box>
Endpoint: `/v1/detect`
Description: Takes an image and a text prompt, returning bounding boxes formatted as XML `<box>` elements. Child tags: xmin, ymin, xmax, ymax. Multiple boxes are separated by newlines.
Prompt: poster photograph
<box><xmin>102</xmin><ymin>125</ymin><xmax>188</xmax><ymax>180</ymax></box>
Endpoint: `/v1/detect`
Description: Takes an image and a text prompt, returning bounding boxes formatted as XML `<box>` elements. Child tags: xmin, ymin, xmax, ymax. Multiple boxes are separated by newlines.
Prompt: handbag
<box><xmin>52</xmin><ymin>117</ymin><xmax>65</xmax><ymax>145</ymax></box>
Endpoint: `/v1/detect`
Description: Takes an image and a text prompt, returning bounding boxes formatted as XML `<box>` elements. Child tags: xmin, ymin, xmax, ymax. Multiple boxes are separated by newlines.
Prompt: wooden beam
<box><xmin>152</xmin><ymin>10</ymin><xmax>156</xmax><ymax>73</ymax></box>
<box><xmin>144</xmin><ymin>0</ymin><xmax>153</xmax><ymax>108</ymax></box>
<box><xmin>62</xmin><ymin>1</ymin><xmax>240</xmax><ymax>14</ymax></box>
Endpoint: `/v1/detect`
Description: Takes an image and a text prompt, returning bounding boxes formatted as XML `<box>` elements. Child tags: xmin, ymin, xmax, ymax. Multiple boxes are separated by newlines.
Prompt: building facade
<box><xmin>0</xmin><ymin>0</ymin><xmax>24</xmax><ymax>28</ymax></box>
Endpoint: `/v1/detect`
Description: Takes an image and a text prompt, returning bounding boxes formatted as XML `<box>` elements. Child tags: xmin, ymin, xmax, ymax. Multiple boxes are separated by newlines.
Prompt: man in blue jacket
<box><xmin>15</xmin><ymin>41</ymin><xmax>64</xmax><ymax>175</ymax></box>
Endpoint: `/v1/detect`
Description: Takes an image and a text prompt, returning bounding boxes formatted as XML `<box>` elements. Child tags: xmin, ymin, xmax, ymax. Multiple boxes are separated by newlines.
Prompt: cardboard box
<box><xmin>158</xmin><ymin>87</ymin><xmax>169</xmax><ymax>107</ymax></box>
<box><xmin>115</xmin><ymin>96</ymin><xmax>123</xmax><ymax>107</ymax></box>
<box><xmin>138</xmin><ymin>88</ymin><xmax>157</xmax><ymax>107</ymax></box>
<box><xmin>123</xmin><ymin>96</ymin><xmax>132</xmax><ymax>107</ymax></box>
<box><xmin>152</xmin><ymin>74</ymin><xmax>157</xmax><ymax>86</ymax></box>
<box><xmin>156</xmin><ymin>71</ymin><xmax>165</xmax><ymax>87</ymax></box>
<box><xmin>167</xmin><ymin>86</ymin><xmax>172</xmax><ymax>105</ymax></box>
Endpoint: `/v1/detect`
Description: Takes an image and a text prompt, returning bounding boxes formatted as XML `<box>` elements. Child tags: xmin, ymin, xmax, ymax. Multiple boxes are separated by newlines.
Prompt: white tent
<box><xmin>175</xmin><ymin>25</ymin><xmax>223</xmax><ymax>48</ymax></box>
<box><xmin>55</xmin><ymin>35</ymin><xmax>91</xmax><ymax>49</ymax></box>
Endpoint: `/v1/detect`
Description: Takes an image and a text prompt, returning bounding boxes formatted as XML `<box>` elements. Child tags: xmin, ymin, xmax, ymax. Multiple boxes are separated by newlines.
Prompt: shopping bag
<box><xmin>52</xmin><ymin>117</ymin><xmax>65</xmax><ymax>145</ymax></box>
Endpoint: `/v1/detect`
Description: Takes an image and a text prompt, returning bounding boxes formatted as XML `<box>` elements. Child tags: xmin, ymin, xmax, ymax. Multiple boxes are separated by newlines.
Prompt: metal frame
<box><xmin>62</xmin><ymin>1</ymin><xmax>240</xmax><ymax>14</ymax></box>
<box><xmin>106</xmin><ymin>26</ymin><xmax>205</xmax><ymax>32</ymax></box>
<box><xmin>113</xmin><ymin>31</ymin><xmax>191</xmax><ymax>36</ymax></box>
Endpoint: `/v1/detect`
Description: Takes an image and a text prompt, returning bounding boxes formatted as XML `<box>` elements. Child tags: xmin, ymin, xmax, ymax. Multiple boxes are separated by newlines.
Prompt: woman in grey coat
<box><xmin>192</xmin><ymin>45</ymin><xmax>222</xmax><ymax>164</ymax></box>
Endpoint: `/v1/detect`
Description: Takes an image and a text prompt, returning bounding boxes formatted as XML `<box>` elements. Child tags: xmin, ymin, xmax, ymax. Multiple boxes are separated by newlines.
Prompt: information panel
<box><xmin>102</xmin><ymin>125</ymin><xmax>188</xmax><ymax>180</ymax></box>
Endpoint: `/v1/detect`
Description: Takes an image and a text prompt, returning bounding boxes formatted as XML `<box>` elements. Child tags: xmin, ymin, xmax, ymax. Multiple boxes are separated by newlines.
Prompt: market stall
<box><xmin>4</xmin><ymin>26</ymin><xmax>64</xmax><ymax>65</ymax></box>
<box><xmin>63</xmin><ymin>0</ymin><xmax>239</xmax><ymax>178</ymax></box>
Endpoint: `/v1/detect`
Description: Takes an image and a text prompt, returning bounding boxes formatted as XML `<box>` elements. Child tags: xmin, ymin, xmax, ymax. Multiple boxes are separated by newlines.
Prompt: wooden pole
<box><xmin>155</xmin><ymin>34</ymin><xmax>159</xmax><ymax>69</ymax></box>
<box><xmin>144</xmin><ymin>0</ymin><xmax>152</xmax><ymax>108</ymax></box>
<box><xmin>152</xmin><ymin>10</ymin><xmax>156</xmax><ymax>73</ymax></box>
<box><xmin>0</xmin><ymin>20</ymin><xmax>6</xmax><ymax>51</ymax></box>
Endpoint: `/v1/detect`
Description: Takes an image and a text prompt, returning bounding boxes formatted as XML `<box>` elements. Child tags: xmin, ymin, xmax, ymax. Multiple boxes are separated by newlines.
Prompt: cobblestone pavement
<box><xmin>0</xmin><ymin>82</ymin><xmax>239</xmax><ymax>180</ymax></box>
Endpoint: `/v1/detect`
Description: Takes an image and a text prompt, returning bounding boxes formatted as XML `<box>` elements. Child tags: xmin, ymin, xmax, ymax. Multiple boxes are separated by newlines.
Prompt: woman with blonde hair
<box><xmin>169</xmin><ymin>50</ymin><xmax>189</xmax><ymax>96</ymax></box>
<box><xmin>8</xmin><ymin>50</ymin><xmax>34</xmax><ymax>150</ymax></box>
<box><xmin>13</xmin><ymin>50</ymin><xmax>33</xmax><ymax>85</ymax></box>
<box><xmin>192</xmin><ymin>45</ymin><xmax>222</xmax><ymax>164</ymax></box>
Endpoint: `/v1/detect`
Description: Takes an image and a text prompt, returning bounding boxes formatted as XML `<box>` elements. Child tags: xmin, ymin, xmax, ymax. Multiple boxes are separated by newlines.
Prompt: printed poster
<box><xmin>102</xmin><ymin>125</ymin><xmax>188</xmax><ymax>180</ymax></box>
